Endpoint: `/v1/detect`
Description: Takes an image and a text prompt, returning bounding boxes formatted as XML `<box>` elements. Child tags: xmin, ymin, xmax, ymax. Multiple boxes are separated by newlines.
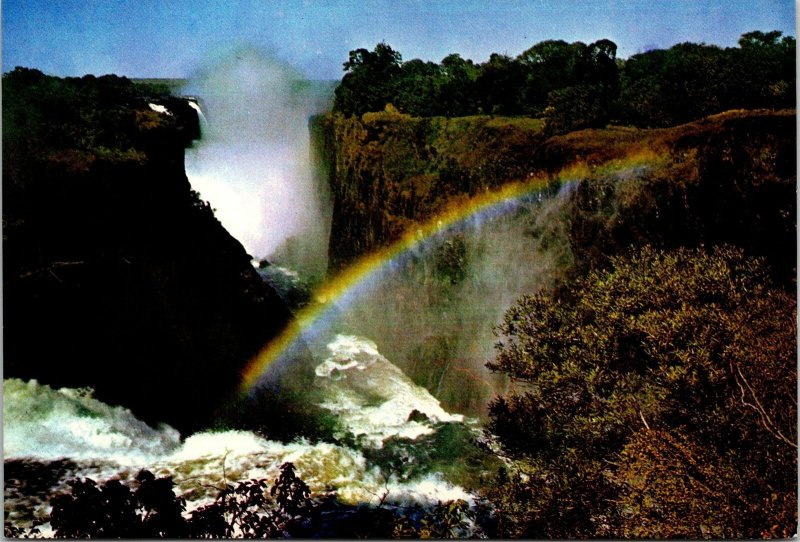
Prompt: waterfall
<box><xmin>186</xmin><ymin>98</ymin><xmax>207</xmax><ymax>128</ymax></box>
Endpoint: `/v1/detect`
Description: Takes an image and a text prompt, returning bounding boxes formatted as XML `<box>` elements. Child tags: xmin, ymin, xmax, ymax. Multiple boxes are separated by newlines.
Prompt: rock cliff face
<box><xmin>314</xmin><ymin>108</ymin><xmax>795</xmax><ymax>284</ymax></box>
<box><xmin>3</xmin><ymin>68</ymin><xmax>293</xmax><ymax>433</ymax></box>
<box><xmin>312</xmin><ymin>111</ymin><xmax>548</xmax><ymax>269</ymax></box>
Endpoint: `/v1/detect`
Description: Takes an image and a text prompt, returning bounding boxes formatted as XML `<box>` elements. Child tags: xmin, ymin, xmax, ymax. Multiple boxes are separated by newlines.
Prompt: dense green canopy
<box><xmin>333</xmin><ymin>32</ymin><xmax>795</xmax><ymax>132</ymax></box>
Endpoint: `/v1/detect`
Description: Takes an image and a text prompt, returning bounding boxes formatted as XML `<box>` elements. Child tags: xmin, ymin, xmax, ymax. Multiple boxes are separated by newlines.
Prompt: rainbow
<box><xmin>239</xmin><ymin>149</ymin><xmax>666</xmax><ymax>392</ymax></box>
<box><xmin>239</xmin><ymin>176</ymin><xmax>569</xmax><ymax>393</ymax></box>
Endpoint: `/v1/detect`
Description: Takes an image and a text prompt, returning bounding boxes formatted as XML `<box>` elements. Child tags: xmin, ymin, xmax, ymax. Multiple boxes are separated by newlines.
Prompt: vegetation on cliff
<box><xmin>314</xmin><ymin>111</ymin><xmax>547</xmax><ymax>269</ymax></box>
<box><xmin>2</xmin><ymin>68</ymin><xmax>294</xmax><ymax>433</ymax></box>
<box><xmin>316</xmin><ymin>108</ymin><xmax>795</xmax><ymax>278</ymax></box>
<box><xmin>333</xmin><ymin>31</ymin><xmax>794</xmax><ymax>132</ymax></box>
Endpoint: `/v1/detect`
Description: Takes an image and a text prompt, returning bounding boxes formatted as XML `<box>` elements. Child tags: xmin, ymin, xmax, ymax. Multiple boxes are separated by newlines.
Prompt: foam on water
<box><xmin>3</xmin><ymin>379</ymin><xmax>181</xmax><ymax>464</ymax></box>
<box><xmin>158</xmin><ymin>429</ymin><xmax>470</xmax><ymax>508</ymax></box>
<box><xmin>148</xmin><ymin>103</ymin><xmax>173</xmax><ymax>116</ymax></box>
<box><xmin>4</xmin><ymin>368</ymin><xmax>475</xmax><ymax>533</ymax></box>
<box><xmin>314</xmin><ymin>335</ymin><xmax>464</xmax><ymax>448</ymax></box>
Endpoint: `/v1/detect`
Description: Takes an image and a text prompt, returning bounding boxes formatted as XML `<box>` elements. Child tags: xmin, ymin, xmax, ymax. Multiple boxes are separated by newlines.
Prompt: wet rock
<box><xmin>407</xmin><ymin>409</ymin><xmax>431</xmax><ymax>423</ymax></box>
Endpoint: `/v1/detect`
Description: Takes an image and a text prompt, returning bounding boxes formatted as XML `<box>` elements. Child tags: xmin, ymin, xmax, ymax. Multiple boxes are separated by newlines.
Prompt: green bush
<box><xmin>485</xmin><ymin>245</ymin><xmax>796</xmax><ymax>537</ymax></box>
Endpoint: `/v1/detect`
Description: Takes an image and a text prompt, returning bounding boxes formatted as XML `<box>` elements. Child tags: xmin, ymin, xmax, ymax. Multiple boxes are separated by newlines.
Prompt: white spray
<box><xmin>183</xmin><ymin>46</ymin><xmax>332</xmax><ymax>277</ymax></box>
<box><xmin>319</xmin><ymin>186</ymin><xmax>576</xmax><ymax>415</ymax></box>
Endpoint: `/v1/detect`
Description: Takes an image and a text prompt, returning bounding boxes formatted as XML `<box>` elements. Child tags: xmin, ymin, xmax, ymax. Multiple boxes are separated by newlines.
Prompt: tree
<box><xmin>542</xmin><ymin>84</ymin><xmax>607</xmax><ymax>133</ymax></box>
<box><xmin>516</xmin><ymin>39</ymin><xmax>618</xmax><ymax>131</ymax></box>
<box><xmin>188</xmin><ymin>462</ymin><xmax>313</xmax><ymax>538</ymax></box>
<box><xmin>485</xmin><ymin>246</ymin><xmax>796</xmax><ymax>537</ymax></box>
<box><xmin>333</xmin><ymin>43</ymin><xmax>403</xmax><ymax>116</ymax></box>
<box><xmin>617</xmin><ymin>48</ymin><xmax>672</xmax><ymax>126</ymax></box>
<box><xmin>732</xmin><ymin>30</ymin><xmax>796</xmax><ymax>109</ymax></box>
<box><xmin>474</xmin><ymin>53</ymin><xmax>526</xmax><ymax>115</ymax></box>
<box><xmin>610</xmin><ymin>430</ymin><xmax>796</xmax><ymax>539</ymax></box>
<box><xmin>392</xmin><ymin>58</ymin><xmax>443</xmax><ymax>116</ymax></box>
<box><xmin>47</xmin><ymin>463</ymin><xmax>317</xmax><ymax>539</ymax></box>
<box><xmin>617</xmin><ymin>31</ymin><xmax>795</xmax><ymax>127</ymax></box>
<box><xmin>438</xmin><ymin>54</ymin><xmax>479</xmax><ymax>117</ymax></box>
<box><xmin>50</xmin><ymin>470</ymin><xmax>186</xmax><ymax>538</ymax></box>
<box><xmin>739</xmin><ymin>29</ymin><xmax>785</xmax><ymax>48</ymax></box>
<box><xmin>517</xmin><ymin>40</ymin><xmax>583</xmax><ymax>115</ymax></box>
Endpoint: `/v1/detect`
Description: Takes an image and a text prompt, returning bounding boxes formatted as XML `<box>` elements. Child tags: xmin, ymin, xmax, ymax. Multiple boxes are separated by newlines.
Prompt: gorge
<box><xmin>3</xmin><ymin>44</ymin><xmax>796</xmax><ymax>537</ymax></box>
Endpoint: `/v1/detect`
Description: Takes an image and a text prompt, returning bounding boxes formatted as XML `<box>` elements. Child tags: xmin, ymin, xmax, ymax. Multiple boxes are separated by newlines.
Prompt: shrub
<box><xmin>485</xmin><ymin>245</ymin><xmax>796</xmax><ymax>537</ymax></box>
<box><xmin>48</xmin><ymin>462</ymin><xmax>314</xmax><ymax>539</ymax></box>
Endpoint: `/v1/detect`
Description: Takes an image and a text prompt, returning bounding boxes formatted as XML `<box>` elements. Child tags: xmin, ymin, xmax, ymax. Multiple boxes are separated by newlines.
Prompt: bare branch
<box><xmin>732</xmin><ymin>362</ymin><xmax>797</xmax><ymax>449</ymax></box>
<box><xmin>18</xmin><ymin>260</ymin><xmax>85</xmax><ymax>280</ymax></box>
<box><xmin>638</xmin><ymin>409</ymin><xmax>651</xmax><ymax>431</ymax></box>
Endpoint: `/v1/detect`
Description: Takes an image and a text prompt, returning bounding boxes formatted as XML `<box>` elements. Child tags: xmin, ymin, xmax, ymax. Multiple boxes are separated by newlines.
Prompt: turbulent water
<box><xmin>4</xmin><ymin>334</ymin><xmax>478</xmax><ymax>533</ymax></box>
<box><xmin>262</xmin><ymin>183</ymin><xmax>575</xmax><ymax>417</ymax></box>
<box><xmin>315</xmin><ymin>335</ymin><xmax>465</xmax><ymax>447</ymax></box>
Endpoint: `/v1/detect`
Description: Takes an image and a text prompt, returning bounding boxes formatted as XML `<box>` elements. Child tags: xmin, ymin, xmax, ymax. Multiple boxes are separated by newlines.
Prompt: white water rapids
<box><xmin>4</xmin><ymin>335</ymin><xmax>475</xmax><ymax>534</ymax></box>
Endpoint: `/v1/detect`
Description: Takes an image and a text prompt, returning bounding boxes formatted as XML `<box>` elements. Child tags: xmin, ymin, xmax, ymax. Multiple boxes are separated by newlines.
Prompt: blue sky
<box><xmin>2</xmin><ymin>0</ymin><xmax>796</xmax><ymax>80</ymax></box>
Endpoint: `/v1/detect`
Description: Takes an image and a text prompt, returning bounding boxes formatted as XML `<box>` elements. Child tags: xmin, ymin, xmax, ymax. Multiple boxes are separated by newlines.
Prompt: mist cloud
<box><xmin>183</xmin><ymin>45</ymin><xmax>332</xmax><ymax>275</ymax></box>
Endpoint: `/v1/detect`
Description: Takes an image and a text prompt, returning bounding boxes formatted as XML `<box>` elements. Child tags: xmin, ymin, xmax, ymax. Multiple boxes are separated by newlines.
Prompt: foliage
<box><xmin>333</xmin><ymin>38</ymin><xmax>618</xmax><ymax>124</ymax></box>
<box><xmin>334</xmin><ymin>43</ymin><xmax>403</xmax><ymax>116</ymax></box>
<box><xmin>564</xmin><ymin>111</ymin><xmax>797</xmax><ymax>287</ymax></box>
<box><xmin>618</xmin><ymin>33</ymin><xmax>794</xmax><ymax>127</ymax></box>
<box><xmin>50</xmin><ymin>470</ymin><xmax>186</xmax><ymax>538</ymax></box>
<box><xmin>542</xmin><ymin>84</ymin><xmax>609</xmax><ymax>134</ymax></box>
<box><xmin>332</xmin><ymin>31</ymin><xmax>794</xmax><ymax>132</ymax></box>
<box><xmin>610</xmin><ymin>429</ymin><xmax>797</xmax><ymax>539</ymax></box>
<box><xmin>485</xmin><ymin>245</ymin><xmax>796</xmax><ymax>537</ymax></box>
<box><xmin>28</xmin><ymin>463</ymin><xmax>488</xmax><ymax>539</ymax></box>
<box><xmin>187</xmin><ymin>462</ymin><xmax>312</xmax><ymax>538</ymax></box>
<box><xmin>46</xmin><ymin>463</ymin><xmax>315</xmax><ymax>539</ymax></box>
<box><xmin>391</xmin><ymin>499</ymin><xmax>476</xmax><ymax>539</ymax></box>
<box><xmin>473</xmin><ymin>54</ymin><xmax>527</xmax><ymax>115</ymax></box>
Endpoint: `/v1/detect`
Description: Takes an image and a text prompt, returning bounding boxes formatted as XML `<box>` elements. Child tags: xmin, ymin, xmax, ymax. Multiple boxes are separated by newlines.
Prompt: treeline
<box><xmin>2</xmin><ymin>67</ymin><xmax>198</xmax><ymax>169</ymax></box>
<box><xmin>333</xmin><ymin>30</ymin><xmax>795</xmax><ymax>131</ymax></box>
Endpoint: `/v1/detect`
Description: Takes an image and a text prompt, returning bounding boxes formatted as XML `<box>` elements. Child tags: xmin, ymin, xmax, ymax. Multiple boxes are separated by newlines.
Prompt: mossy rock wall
<box><xmin>313</xmin><ymin>111</ymin><xmax>547</xmax><ymax>269</ymax></box>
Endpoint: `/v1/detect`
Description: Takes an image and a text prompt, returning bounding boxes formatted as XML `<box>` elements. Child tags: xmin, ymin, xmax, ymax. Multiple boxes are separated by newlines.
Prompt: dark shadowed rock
<box><xmin>2</xmin><ymin>68</ymin><xmax>297</xmax><ymax>433</ymax></box>
<box><xmin>407</xmin><ymin>409</ymin><xmax>431</xmax><ymax>423</ymax></box>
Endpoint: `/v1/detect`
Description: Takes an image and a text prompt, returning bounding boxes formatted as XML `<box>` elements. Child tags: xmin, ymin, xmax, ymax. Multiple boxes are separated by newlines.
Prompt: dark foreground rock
<box><xmin>3</xmin><ymin>68</ymin><xmax>294</xmax><ymax>433</ymax></box>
